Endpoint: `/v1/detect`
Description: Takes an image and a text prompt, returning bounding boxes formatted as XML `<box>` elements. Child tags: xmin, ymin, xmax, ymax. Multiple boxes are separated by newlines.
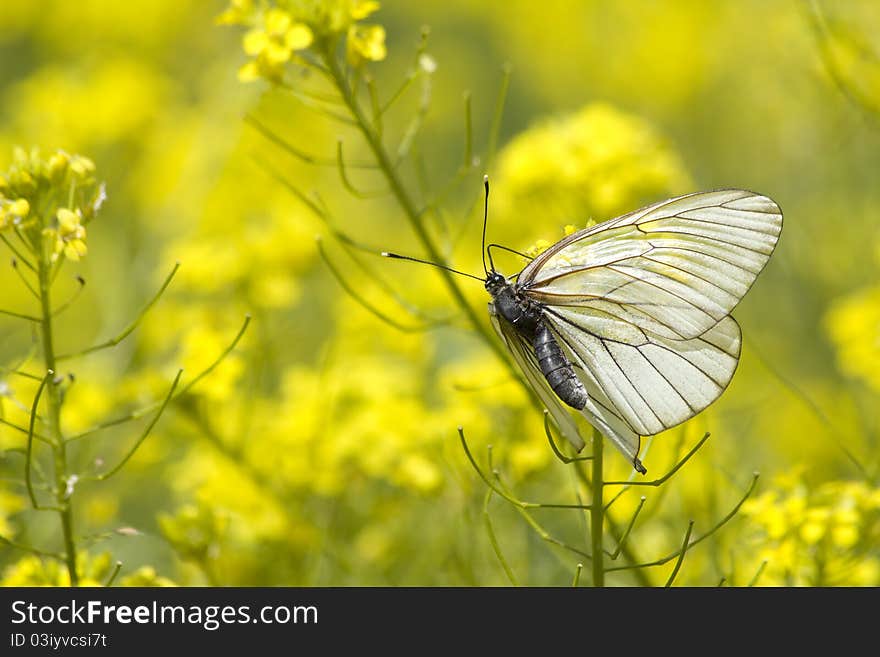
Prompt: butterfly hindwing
<box><xmin>545</xmin><ymin>309</ymin><xmax>742</xmax><ymax>437</ymax></box>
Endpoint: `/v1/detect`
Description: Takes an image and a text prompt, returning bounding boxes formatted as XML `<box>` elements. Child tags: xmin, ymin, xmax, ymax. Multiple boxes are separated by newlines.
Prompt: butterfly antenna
<box><xmin>482</xmin><ymin>174</ymin><xmax>493</xmax><ymax>274</ymax></box>
<box><xmin>381</xmin><ymin>252</ymin><xmax>485</xmax><ymax>282</ymax></box>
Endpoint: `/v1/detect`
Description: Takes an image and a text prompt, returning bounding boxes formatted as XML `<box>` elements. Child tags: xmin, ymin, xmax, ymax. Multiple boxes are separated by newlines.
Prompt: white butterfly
<box><xmin>485</xmin><ymin>188</ymin><xmax>782</xmax><ymax>473</ymax></box>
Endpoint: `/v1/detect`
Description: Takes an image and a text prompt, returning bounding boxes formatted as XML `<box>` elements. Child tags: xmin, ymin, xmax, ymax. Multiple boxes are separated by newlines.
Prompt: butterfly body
<box><xmin>487</xmin><ymin>272</ymin><xmax>589</xmax><ymax>411</ymax></box>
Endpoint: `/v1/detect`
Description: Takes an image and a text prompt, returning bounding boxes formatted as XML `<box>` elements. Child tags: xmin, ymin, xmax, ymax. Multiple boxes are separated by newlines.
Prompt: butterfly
<box><xmin>385</xmin><ymin>179</ymin><xmax>782</xmax><ymax>474</ymax></box>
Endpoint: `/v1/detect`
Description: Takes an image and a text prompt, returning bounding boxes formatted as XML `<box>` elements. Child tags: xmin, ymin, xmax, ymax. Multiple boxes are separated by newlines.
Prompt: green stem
<box><xmin>320</xmin><ymin>45</ymin><xmax>514</xmax><ymax>374</ymax></box>
<box><xmin>590</xmin><ymin>428</ymin><xmax>604</xmax><ymax>587</ymax></box>
<box><xmin>38</xmin><ymin>252</ymin><xmax>78</xmax><ymax>586</ymax></box>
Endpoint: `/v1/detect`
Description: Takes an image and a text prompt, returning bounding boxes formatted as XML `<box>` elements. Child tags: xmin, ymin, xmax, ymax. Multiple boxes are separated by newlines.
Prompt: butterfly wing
<box><xmin>520</xmin><ymin>189</ymin><xmax>782</xmax><ymax>341</ymax></box>
<box><xmin>515</xmin><ymin>189</ymin><xmax>779</xmax><ymax>469</ymax></box>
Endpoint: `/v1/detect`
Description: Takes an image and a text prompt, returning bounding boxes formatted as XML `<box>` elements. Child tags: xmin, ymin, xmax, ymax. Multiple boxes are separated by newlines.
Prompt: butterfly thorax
<box><xmin>485</xmin><ymin>273</ymin><xmax>541</xmax><ymax>338</ymax></box>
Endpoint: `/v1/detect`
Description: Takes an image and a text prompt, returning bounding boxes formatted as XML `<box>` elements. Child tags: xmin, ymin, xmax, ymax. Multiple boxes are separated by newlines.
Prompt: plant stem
<box><xmin>590</xmin><ymin>428</ymin><xmax>604</xmax><ymax>587</ymax></box>
<box><xmin>37</xmin><ymin>253</ymin><xmax>78</xmax><ymax>585</ymax></box>
<box><xmin>320</xmin><ymin>46</ymin><xmax>514</xmax><ymax>373</ymax></box>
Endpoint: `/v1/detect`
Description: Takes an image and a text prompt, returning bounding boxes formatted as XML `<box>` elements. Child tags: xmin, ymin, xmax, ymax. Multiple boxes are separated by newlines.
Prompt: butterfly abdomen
<box><xmin>533</xmin><ymin>322</ymin><xmax>588</xmax><ymax>411</ymax></box>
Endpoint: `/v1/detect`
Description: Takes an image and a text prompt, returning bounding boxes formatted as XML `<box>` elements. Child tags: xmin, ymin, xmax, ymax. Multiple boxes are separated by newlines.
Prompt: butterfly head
<box><xmin>484</xmin><ymin>271</ymin><xmax>508</xmax><ymax>296</ymax></box>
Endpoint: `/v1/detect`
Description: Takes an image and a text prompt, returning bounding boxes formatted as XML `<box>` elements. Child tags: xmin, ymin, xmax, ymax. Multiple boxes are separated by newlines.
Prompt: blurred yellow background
<box><xmin>0</xmin><ymin>0</ymin><xmax>878</xmax><ymax>586</ymax></box>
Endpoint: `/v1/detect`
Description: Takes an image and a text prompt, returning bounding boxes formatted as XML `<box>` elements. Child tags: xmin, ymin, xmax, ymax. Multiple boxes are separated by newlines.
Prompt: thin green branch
<box><xmin>245</xmin><ymin>115</ymin><xmax>376</xmax><ymax>169</ymax></box>
<box><xmin>544</xmin><ymin>411</ymin><xmax>593</xmax><ymax>464</ymax></box>
<box><xmin>483</xmin><ymin>489</ymin><xmax>518</xmax><ymax>586</ymax></box>
<box><xmin>88</xmin><ymin>370</ymin><xmax>181</xmax><ymax>481</ymax></box>
<box><xmin>664</xmin><ymin>521</ymin><xmax>695</xmax><ymax>587</ymax></box>
<box><xmin>366</xmin><ymin>74</ymin><xmax>383</xmax><ymax>135</ymax></box>
<box><xmin>277</xmin><ymin>81</ymin><xmax>358</xmax><ymax>125</ymax></box>
<box><xmin>605</xmin><ymin>473</ymin><xmax>759</xmax><ymax>573</ymax></box>
<box><xmin>0</xmin><ymin>417</ymin><xmax>52</xmax><ymax>443</ymax></box>
<box><xmin>252</xmin><ymin>157</ymin><xmax>330</xmax><ymax>222</ymax></box>
<box><xmin>336</xmin><ymin>140</ymin><xmax>388</xmax><ymax>198</ymax></box>
<box><xmin>603</xmin><ymin>433</ymin><xmax>710</xmax><ymax>486</ymax></box>
<box><xmin>1</xmin><ymin>343</ymin><xmax>39</xmax><ymax>381</ymax></box>
<box><xmin>508</xmin><ymin>502</ymin><xmax>593</xmax><ymax>562</ymax></box>
<box><xmin>24</xmin><ymin>371</ymin><xmax>59</xmax><ymax>510</ymax></box>
<box><xmin>571</xmin><ymin>455</ymin><xmax>651</xmax><ymax>586</ymax></box>
<box><xmin>52</xmin><ymin>276</ymin><xmax>86</xmax><ymax>317</ymax></box>
<box><xmin>804</xmin><ymin>0</ymin><xmax>880</xmax><ymax>122</ymax></box>
<box><xmin>486</xmin><ymin>63</ymin><xmax>512</xmax><ymax>169</ymax></box>
<box><xmin>417</xmin><ymin>94</ymin><xmax>479</xmax><ymax>218</ymax></box>
<box><xmin>1</xmin><ymin>233</ymin><xmax>36</xmax><ymax>272</ymax></box>
<box><xmin>489</xmin><ymin>453</ymin><xmax>595</xmax><ymax>565</ymax></box>
<box><xmin>458</xmin><ymin>427</ymin><xmax>591</xmax><ymax>510</ymax></box>
<box><xmin>394</xmin><ymin>67</ymin><xmax>433</xmax><ymax>166</ymax></box>
<box><xmin>377</xmin><ymin>26</ymin><xmax>430</xmax><ymax>118</ymax></box>
<box><xmin>379</xmin><ymin>71</ymin><xmax>416</xmax><ymax>116</ymax></box>
<box><xmin>748</xmin><ymin>560</ymin><xmax>768</xmax><ymax>587</ymax></box>
<box><xmin>316</xmin><ymin>237</ymin><xmax>440</xmax><ymax>333</ymax></box>
<box><xmin>67</xmin><ymin>316</ymin><xmax>250</xmax><ymax>441</ymax></box>
<box><xmin>411</xmin><ymin>142</ymin><xmax>433</xmax><ymax>213</ymax></box>
<box><xmin>608</xmin><ymin>495</ymin><xmax>646</xmax><ymax>560</ymax></box>
<box><xmin>11</xmin><ymin>260</ymin><xmax>40</xmax><ymax>299</ymax></box>
<box><xmin>590</xmin><ymin>427</ymin><xmax>604</xmax><ymax>586</ymax></box>
<box><xmin>0</xmin><ymin>533</ymin><xmax>64</xmax><ymax>560</ymax></box>
<box><xmin>572</xmin><ymin>563</ymin><xmax>583</xmax><ymax>587</ymax></box>
<box><xmin>331</xmin><ymin>231</ymin><xmax>453</xmax><ymax>324</ymax></box>
<box><xmin>0</xmin><ymin>307</ymin><xmax>40</xmax><ymax>322</ymax></box>
<box><xmin>104</xmin><ymin>561</ymin><xmax>123</xmax><ymax>587</ymax></box>
<box><xmin>747</xmin><ymin>334</ymin><xmax>868</xmax><ymax>479</ymax></box>
<box><xmin>57</xmin><ymin>263</ymin><xmax>179</xmax><ymax>361</ymax></box>
<box><xmin>603</xmin><ymin>485</ymin><xmax>628</xmax><ymax>512</ymax></box>
<box><xmin>462</xmin><ymin>91</ymin><xmax>473</xmax><ymax>168</ymax></box>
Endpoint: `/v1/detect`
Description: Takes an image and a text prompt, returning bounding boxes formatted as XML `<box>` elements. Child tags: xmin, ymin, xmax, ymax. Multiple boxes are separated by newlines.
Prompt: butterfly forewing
<box><xmin>520</xmin><ymin>189</ymin><xmax>782</xmax><ymax>341</ymax></box>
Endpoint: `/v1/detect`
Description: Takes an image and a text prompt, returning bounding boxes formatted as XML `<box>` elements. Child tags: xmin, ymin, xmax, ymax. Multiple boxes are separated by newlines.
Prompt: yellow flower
<box><xmin>46</xmin><ymin>207</ymin><xmax>88</xmax><ymax>261</ymax></box>
<box><xmin>396</xmin><ymin>454</ymin><xmax>442</xmax><ymax>492</ymax></box>
<box><xmin>118</xmin><ymin>567</ymin><xmax>177</xmax><ymax>587</ymax></box>
<box><xmin>494</xmin><ymin>103</ymin><xmax>691</xmax><ymax>239</ymax></box>
<box><xmin>68</xmin><ymin>154</ymin><xmax>95</xmax><ymax>178</ymax></box>
<box><xmin>525</xmin><ymin>238</ymin><xmax>551</xmax><ymax>258</ymax></box>
<box><xmin>0</xmin><ymin>197</ymin><xmax>29</xmax><ymax>229</ymax></box>
<box><xmin>294</xmin><ymin>0</ymin><xmax>382</xmax><ymax>36</ymax></box>
<box><xmin>346</xmin><ymin>24</ymin><xmax>386</xmax><ymax>65</ymax></box>
<box><xmin>239</xmin><ymin>8</ymin><xmax>313</xmax><ymax>83</ymax></box>
<box><xmin>824</xmin><ymin>284</ymin><xmax>880</xmax><ymax>392</ymax></box>
<box><xmin>216</xmin><ymin>0</ymin><xmax>255</xmax><ymax>26</ymax></box>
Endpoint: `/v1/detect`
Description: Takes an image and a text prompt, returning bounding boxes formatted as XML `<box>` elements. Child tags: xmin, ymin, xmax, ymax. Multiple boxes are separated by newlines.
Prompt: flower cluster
<box><xmin>0</xmin><ymin>552</ymin><xmax>175</xmax><ymax>586</ymax></box>
<box><xmin>825</xmin><ymin>283</ymin><xmax>880</xmax><ymax>394</ymax></box>
<box><xmin>493</xmin><ymin>103</ymin><xmax>691</xmax><ymax>245</ymax></box>
<box><xmin>742</xmin><ymin>473</ymin><xmax>880</xmax><ymax>585</ymax></box>
<box><xmin>0</xmin><ymin>147</ymin><xmax>103</xmax><ymax>263</ymax></box>
<box><xmin>218</xmin><ymin>0</ymin><xmax>386</xmax><ymax>83</ymax></box>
